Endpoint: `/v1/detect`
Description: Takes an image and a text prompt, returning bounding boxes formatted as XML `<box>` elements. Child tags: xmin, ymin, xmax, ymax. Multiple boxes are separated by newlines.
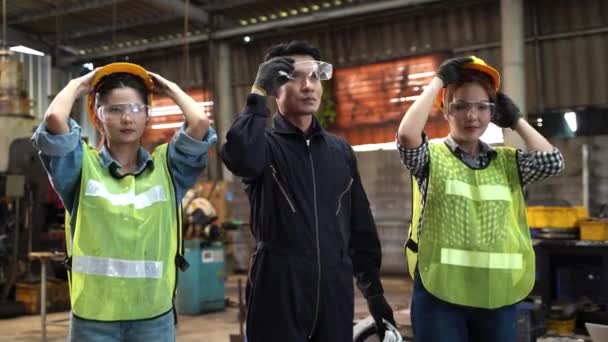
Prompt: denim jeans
<box><xmin>411</xmin><ymin>270</ymin><xmax>517</xmax><ymax>342</ymax></box>
<box><xmin>68</xmin><ymin>309</ymin><xmax>175</xmax><ymax>342</ymax></box>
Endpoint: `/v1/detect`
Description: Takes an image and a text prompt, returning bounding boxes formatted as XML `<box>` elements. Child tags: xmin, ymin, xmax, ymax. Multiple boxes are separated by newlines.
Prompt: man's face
<box><xmin>275</xmin><ymin>55</ymin><xmax>323</xmax><ymax>117</ymax></box>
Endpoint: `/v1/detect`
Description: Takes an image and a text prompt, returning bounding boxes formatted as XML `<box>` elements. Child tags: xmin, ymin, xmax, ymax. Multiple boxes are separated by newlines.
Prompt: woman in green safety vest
<box><xmin>31</xmin><ymin>62</ymin><xmax>217</xmax><ymax>341</ymax></box>
<box><xmin>397</xmin><ymin>56</ymin><xmax>564</xmax><ymax>341</ymax></box>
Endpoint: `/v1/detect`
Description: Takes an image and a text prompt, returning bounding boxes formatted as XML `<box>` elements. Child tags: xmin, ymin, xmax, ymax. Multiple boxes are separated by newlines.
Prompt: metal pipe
<box><xmin>215</xmin><ymin>42</ymin><xmax>235</xmax><ymax>181</ymax></box>
<box><xmin>2</xmin><ymin>0</ymin><xmax>6</xmax><ymax>49</ymax></box>
<box><xmin>41</xmin><ymin>259</ymin><xmax>47</xmax><ymax>342</ymax></box>
<box><xmin>13</xmin><ymin>199</ymin><xmax>20</xmax><ymax>277</ymax></box>
<box><xmin>532</xmin><ymin>0</ymin><xmax>544</xmax><ymax>112</ymax></box>
<box><xmin>501</xmin><ymin>0</ymin><xmax>526</xmax><ymax>149</ymax></box>
<box><xmin>582</xmin><ymin>144</ymin><xmax>589</xmax><ymax>212</ymax></box>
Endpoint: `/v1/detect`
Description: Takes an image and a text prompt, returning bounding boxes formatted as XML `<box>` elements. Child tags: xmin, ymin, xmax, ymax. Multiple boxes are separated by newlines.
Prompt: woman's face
<box><xmin>444</xmin><ymin>82</ymin><xmax>494</xmax><ymax>144</ymax></box>
<box><xmin>97</xmin><ymin>87</ymin><xmax>149</xmax><ymax>146</ymax></box>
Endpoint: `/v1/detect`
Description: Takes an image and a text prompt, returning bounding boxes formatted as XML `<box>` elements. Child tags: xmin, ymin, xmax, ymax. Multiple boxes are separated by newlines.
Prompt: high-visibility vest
<box><xmin>65</xmin><ymin>143</ymin><xmax>183</xmax><ymax>321</ymax></box>
<box><xmin>406</xmin><ymin>142</ymin><xmax>534</xmax><ymax>309</ymax></box>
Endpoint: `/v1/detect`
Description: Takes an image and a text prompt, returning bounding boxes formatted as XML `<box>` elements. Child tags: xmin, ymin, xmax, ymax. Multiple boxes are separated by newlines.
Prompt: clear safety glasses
<box><xmin>279</xmin><ymin>60</ymin><xmax>333</xmax><ymax>82</ymax></box>
<box><xmin>447</xmin><ymin>100</ymin><xmax>496</xmax><ymax>117</ymax></box>
<box><xmin>97</xmin><ymin>103</ymin><xmax>149</xmax><ymax>121</ymax></box>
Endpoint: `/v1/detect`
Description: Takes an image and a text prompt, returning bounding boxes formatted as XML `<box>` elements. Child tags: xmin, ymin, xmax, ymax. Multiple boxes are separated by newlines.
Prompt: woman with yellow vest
<box><xmin>31</xmin><ymin>63</ymin><xmax>216</xmax><ymax>341</ymax></box>
<box><xmin>397</xmin><ymin>56</ymin><xmax>564</xmax><ymax>341</ymax></box>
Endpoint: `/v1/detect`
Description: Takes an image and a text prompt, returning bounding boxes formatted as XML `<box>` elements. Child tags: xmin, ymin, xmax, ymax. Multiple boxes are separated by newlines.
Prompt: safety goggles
<box><xmin>447</xmin><ymin>100</ymin><xmax>496</xmax><ymax>117</ymax></box>
<box><xmin>96</xmin><ymin>103</ymin><xmax>149</xmax><ymax>121</ymax></box>
<box><xmin>279</xmin><ymin>60</ymin><xmax>333</xmax><ymax>82</ymax></box>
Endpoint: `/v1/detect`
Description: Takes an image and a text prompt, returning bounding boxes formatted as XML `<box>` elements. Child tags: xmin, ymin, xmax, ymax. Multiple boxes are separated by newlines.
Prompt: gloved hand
<box><xmin>367</xmin><ymin>295</ymin><xmax>396</xmax><ymax>340</ymax></box>
<box><xmin>436</xmin><ymin>56</ymin><xmax>473</xmax><ymax>86</ymax></box>
<box><xmin>252</xmin><ymin>56</ymin><xmax>295</xmax><ymax>95</ymax></box>
<box><xmin>493</xmin><ymin>92</ymin><xmax>522</xmax><ymax>129</ymax></box>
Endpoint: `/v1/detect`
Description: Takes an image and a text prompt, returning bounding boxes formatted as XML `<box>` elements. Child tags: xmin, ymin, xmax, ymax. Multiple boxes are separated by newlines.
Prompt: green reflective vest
<box><xmin>406</xmin><ymin>142</ymin><xmax>534</xmax><ymax>309</ymax></box>
<box><xmin>65</xmin><ymin>143</ymin><xmax>182</xmax><ymax>321</ymax></box>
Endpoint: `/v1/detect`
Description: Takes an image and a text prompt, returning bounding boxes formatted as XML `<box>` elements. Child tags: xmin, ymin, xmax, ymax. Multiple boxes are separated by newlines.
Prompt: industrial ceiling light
<box><xmin>239</xmin><ymin>19</ymin><xmax>248</xmax><ymax>26</ymax></box>
<box><xmin>243</xmin><ymin>36</ymin><xmax>251</xmax><ymax>43</ymax></box>
<box><xmin>311</xmin><ymin>4</ymin><xmax>320</xmax><ymax>10</ymax></box>
<box><xmin>564</xmin><ymin>111</ymin><xmax>577</xmax><ymax>132</ymax></box>
<box><xmin>9</xmin><ymin>45</ymin><xmax>45</xmax><ymax>56</ymax></box>
<box><xmin>289</xmin><ymin>9</ymin><xmax>298</xmax><ymax>15</ymax></box>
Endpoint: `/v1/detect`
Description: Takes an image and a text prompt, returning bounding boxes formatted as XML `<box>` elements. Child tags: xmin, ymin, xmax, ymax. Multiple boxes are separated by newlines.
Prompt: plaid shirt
<box><xmin>399</xmin><ymin>133</ymin><xmax>565</xmax><ymax>236</ymax></box>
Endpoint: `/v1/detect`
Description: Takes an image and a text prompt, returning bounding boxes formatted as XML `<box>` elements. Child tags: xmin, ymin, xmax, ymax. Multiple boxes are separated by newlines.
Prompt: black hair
<box><xmin>264</xmin><ymin>40</ymin><xmax>321</xmax><ymax>61</ymax></box>
<box><xmin>94</xmin><ymin>72</ymin><xmax>149</xmax><ymax>106</ymax></box>
<box><xmin>445</xmin><ymin>69</ymin><xmax>496</xmax><ymax>104</ymax></box>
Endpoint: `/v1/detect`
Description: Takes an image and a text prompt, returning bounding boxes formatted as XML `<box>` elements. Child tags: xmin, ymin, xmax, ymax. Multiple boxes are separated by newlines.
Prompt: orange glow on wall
<box><xmin>331</xmin><ymin>54</ymin><xmax>449</xmax><ymax>145</ymax></box>
<box><xmin>141</xmin><ymin>88</ymin><xmax>213</xmax><ymax>151</ymax></box>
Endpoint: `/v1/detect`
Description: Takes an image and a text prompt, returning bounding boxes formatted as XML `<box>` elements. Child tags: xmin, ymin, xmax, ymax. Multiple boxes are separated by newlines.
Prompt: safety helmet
<box><xmin>86</xmin><ymin>62</ymin><xmax>154</xmax><ymax>128</ymax></box>
<box><xmin>353</xmin><ymin>315</ymin><xmax>404</xmax><ymax>342</ymax></box>
<box><xmin>434</xmin><ymin>56</ymin><xmax>500</xmax><ymax>110</ymax></box>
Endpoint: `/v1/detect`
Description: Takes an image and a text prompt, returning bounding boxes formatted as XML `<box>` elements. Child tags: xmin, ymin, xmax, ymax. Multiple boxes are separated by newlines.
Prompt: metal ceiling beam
<box><xmin>202</xmin><ymin>0</ymin><xmax>257</xmax><ymax>11</ymax></box>
<box><xmin>8</xmin><ymin>0</ymin><xmax>125</xmax><ymax>25</ymax></box>
<box><xmin>147</xmin><ymin>0</ymin><xmax>209</xmax><ymax>23</ymax></box>
<box><xmin>44</xmin><ymin>13</ymin><xmax>183</xmax><ymax>41</ymax></box>
<box><xmin>1</xmin><ymin>27</ymin><xmax>52</xmax><ymax>54</ymax></box>
<box><xmin>59</xmin><ymin>0</ymin><xmax>438</xmax><ymax>65</ymax></box>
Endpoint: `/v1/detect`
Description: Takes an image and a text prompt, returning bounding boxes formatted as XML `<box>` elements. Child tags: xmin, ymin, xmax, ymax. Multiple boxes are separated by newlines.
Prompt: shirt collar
<box><xmin>444</xmin><ymin>135</ymin><xmax>497</xmax><ymax>158</ymax></box>
<box><xmin>99</xmin><ymin>145</ymin><xmax>154</xmax><ymax>177</ymax></box>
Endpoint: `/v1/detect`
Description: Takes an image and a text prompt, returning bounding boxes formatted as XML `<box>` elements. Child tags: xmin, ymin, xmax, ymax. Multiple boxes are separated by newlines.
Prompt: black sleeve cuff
<box><xmin>244</xmin><ymin>93</ymin><xmax>269</xmax><ymax>117</ymax></box>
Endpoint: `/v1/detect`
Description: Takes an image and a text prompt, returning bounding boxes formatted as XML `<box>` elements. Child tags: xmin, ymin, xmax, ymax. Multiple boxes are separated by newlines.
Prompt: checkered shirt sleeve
<box><xmin>396</xmin><ymin>134</ymin><xmax>430</xmax><ymax>179</ymax></box>
<box><xmin>517</xmin><ymin>148</ymin><xmax>565</xmax><ymax>187</ymax></box>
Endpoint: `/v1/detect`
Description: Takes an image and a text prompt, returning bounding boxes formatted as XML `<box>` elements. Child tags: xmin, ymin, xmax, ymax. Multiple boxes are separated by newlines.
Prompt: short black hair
<box><xmin>264</xmin><ymin>40</ymin><xmax>321</xmax><ymax>61</ymax></box>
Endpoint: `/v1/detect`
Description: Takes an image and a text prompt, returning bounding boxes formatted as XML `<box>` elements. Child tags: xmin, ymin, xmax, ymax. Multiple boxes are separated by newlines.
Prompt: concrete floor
<box><xmin>0</xmin><ymin>275</ymin><xmax>412</xmax><ymax>342</ymax></box>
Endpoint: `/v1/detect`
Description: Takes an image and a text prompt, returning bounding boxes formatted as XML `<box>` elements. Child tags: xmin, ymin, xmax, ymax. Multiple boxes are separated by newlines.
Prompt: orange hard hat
<box><xmin>86</xmin><ymin>62</ymin><xmax>154</xmax><ymax>128</ymax></box>
<box><xmin>434</xmin><ymin>56</ymin><xmax>500</xmax><ymax>110</ymax></box>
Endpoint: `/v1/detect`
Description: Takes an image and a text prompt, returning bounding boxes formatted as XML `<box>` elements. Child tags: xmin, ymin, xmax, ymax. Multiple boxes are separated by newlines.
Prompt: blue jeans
<box><xmin>411</xmin><ymin>271</ymin><xmax>517</xmax><ymax>342</ymax></box>
<box><xmin>68</xmin><ymin>310</ymin><xmax>175</xmax><ymax>342</ymax></box>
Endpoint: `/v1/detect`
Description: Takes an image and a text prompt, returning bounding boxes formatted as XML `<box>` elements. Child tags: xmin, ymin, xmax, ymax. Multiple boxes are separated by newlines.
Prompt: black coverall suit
<box><xmin>221</xmin><ymin>94</ymin><xmax>384</xmax><ymax>342</ymax></box>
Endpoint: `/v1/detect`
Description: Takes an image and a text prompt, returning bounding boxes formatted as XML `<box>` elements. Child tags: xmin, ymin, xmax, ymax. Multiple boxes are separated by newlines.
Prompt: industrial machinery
<box><xmin>0</xmin><ymin>9</ymin><xmax>59</xmax><ymax>315</ymax></box>
<box><xmin>176</xmin><ymin>189</ymin><xmax>226</xmax><ymax>315</ymax></box>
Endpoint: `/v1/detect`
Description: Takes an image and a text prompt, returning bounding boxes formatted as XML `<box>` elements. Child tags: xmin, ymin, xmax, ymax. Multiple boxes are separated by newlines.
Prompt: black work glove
<box><xmin>252</xmin><ymin>56</ymin><xmax>295</xmax><ymax>95</ymax></box>
<box><xmin>493</xmin><ymin>92</ymin><xmax>522</xmax><ymax>129</ymax></box>
<box><xmin>367</xmin><ymin>295</ymin><xmax>396</xmax><ymax>340</ymax></box>
<box><xmin>436</xmin><ymin>56</ymin><xmax>474</xmax><ymax>87</ymax></box>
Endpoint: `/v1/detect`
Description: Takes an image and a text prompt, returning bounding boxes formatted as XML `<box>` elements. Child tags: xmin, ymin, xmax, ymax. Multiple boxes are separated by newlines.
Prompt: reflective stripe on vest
<box><xmin>440</xmin><ymin>248</ymin><xmax>523</xmax><ymax>270</ymax></box>
<box><xmin>445</xmin><ymin>180</ymin><xmax>512</xmax><ymax>202</ymax></box>
<box><xmin>85</xmin><ymin>180</ymin><xmax>167</xmax><ymax>209</ymax></box>
<box><xmin>72</xmin><ymin>255</ymin><xmax>163</xmax><ymax>279</ymax></box>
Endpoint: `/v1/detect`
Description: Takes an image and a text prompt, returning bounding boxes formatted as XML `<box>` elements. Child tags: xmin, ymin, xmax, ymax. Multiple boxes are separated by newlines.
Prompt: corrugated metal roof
<box><xmin>3</xmin><ymin>0</ymin><xmax>369</xmax><ymax>64</ymax></box>
<box><xmin>228</xmin><ymin>0</ymin><xmax>608</xmax><ymax>114</ymax></box>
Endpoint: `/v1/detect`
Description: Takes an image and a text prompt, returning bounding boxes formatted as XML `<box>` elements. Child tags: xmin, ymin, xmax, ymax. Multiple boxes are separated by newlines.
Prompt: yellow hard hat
<box><xmin>434</xmin><ymin>56</ymin><xmax>500</xmax><ymax>110</ymax></box>
<box><xmin>86</xmin><ymin>62</ymin><xmax>154</xmax><ymax>128</ymax></box>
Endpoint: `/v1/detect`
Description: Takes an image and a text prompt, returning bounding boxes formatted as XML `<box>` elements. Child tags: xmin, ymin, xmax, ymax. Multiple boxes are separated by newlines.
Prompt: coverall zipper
<box><xmin>307</xmin><ymin>138</ymin><xmax>322</xmax><ymax>339</ymax></box>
